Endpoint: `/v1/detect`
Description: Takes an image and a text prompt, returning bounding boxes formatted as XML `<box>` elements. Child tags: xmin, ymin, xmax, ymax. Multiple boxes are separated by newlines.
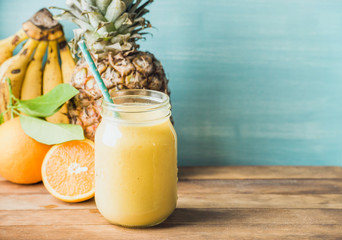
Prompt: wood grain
<box><xmin>1</xmin><ymin>224</ymin><xmax>342</xmax><ymax>240</ymax></box>
<box><xmin>3</xmin><ymin>178</ymin><xmax>342</xmax><ymax>195</ymax></box>
<box><xmin>178</xmin><ymin>179</ymin><xmax>342</xmax><ymax>194</ymax></box>
<box><xmin>178</xmin><ymin>166</ymin><xmax>342</xmax><ymax>180</ymax></box>
<box><xmin>1</xmin><ymin>166</ymin><xmax>342</xmax><ymax>239</ymax></box>
<box><xmin>2</xmin><ymin>208</ymin><xmax>342</xmax><ymax>226</ymax></box>
<box><xmin>2</xmin><ymin>193</ymin><xmax>342</xmax><ymax>210</ymax></box>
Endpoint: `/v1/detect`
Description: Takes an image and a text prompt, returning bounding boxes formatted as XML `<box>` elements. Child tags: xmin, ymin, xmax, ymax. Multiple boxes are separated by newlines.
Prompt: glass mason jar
<box><xmin>95</xmin><ymin>89</ymin><xmax>178</xmax><ymax>227</ymax></box>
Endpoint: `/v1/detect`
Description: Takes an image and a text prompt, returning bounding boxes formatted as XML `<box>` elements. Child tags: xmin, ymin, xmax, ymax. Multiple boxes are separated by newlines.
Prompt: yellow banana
<box><xmin>58</xmin><ymin>37</ymin><xmax>76</xmax><ymax>83</ymax></box>
<box><xmin>43</xmin><ymin>41</ymin><xmax>69</xmax><ymax>124</ymax></box>
<box><xmin>43</xmin><ymin>41</ymin><xmax>62</xmax><ymax>95</ymax></box>
<box><xmin>0</xmin><ymin>59</ymin><xmax>15</xmax><ymax>121</ymax></box>
<box><xmin>0</xmin><ymin>29</ymin><xmax>28</xmax><ymax>65</ymax></box>
<box><xmin>21</xmin><ymin>41</ymin><xmax>48</xmax><ymax>100</ymax></box>
<box><xmin>0</xmin><ymin>38</ymin><xmax>39</xmax><ymax>98</ymax></box>
<box><xmin>0</xmin><ymin>38</ymin><xmax>38</xmax><ymax>122</ymax></box>
<box><xmin>0</xmin><ymin>81</ymin><xmax>11</xmax><ymax>121</ymax></box>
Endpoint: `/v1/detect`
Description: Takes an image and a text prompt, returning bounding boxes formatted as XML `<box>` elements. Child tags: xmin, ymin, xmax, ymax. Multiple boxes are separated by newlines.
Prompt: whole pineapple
<box><xmin>55</xmin><ymin>0</ymin><xmax>170</xmax><ymax>140</ymax></box>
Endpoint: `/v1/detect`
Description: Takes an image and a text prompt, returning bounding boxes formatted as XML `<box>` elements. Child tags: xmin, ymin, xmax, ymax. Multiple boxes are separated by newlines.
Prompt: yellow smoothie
<box><xmin>94</xmin><ymin>90</ymin><xmax>177</xmax><ymax>227</ymax></box>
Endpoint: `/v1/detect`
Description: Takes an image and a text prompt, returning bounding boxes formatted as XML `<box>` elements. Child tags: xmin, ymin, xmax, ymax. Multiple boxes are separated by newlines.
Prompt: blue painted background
<box><xmin>1</xmin><ymin>0</ymin><xmax>342</xmax><ymax>166</ymax></box>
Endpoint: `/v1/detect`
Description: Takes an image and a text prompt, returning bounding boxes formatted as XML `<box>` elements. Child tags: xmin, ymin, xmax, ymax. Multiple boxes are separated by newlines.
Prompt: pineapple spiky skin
<box><xmin>68</xmin><ymin>50</ymin><xmax>170</xmax><ymax>140</ymax></box>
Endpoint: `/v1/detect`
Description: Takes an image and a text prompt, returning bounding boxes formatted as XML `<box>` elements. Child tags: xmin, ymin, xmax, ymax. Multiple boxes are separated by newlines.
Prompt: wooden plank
<box><xmin>2</xmin><ymin>193</ymin><xmax>342</xmax><ymax>210</ymax></box>
<box><xmin>0</xmin><ymin>180</ymin><xmax>46</xmax><ymax>194</ymax></box>
<box><xmin>179</xmin><ymin>166</ymin><xmax>342</xmax><ymax>180</ymax></box>
<box><xmin>2</xmin><ymin>166</ymin><xmax>342</xmax><ymax>184</ymax></box>
<box><xmin>2</xmin><ymin>178</ymin><xmax>342</xmax><ymax>195</ymax></box>
<box><xmin>1</xmin><ymin>208</ymin><xmax>342</xmax><ymax>226</ymax></box>
<box><xmin>178</xmin><ymin>193</ymin><xmax>342</xmax><ymax>209</ymax></box>
<box><xmin>1</xmin><ymin>224</ymin><xmax>341</xmax><ymax>240</ymax></box>
<box><xmin>2</xmin><ymin>166</ymin><xmax>342</xmax><ymax>185</ymax></box>
<box><xmin>0</xmin><ymin>194</ymin><xmax>96</xmax><ymax>210</ymax></box>
<box><xmin>2</xmin><ymin>166</ymin><xmax>342</xmax><ymax>239</ymax></box>
<box><xmin>178</xmin><ymin>179</ymin><xmax>342</xmax><ymax>194</ymax></box>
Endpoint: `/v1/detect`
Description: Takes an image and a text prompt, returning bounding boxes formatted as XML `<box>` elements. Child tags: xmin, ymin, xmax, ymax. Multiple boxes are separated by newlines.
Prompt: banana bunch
<box><xmin>0</xmin><ymin>8</ymin><xmax>76</xmax><ymax>123</ymax></box>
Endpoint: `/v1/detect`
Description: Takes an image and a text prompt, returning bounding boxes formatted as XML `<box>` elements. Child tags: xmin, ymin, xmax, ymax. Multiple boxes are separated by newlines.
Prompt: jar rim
<box><xmin>102</xmin><ymin>89</ymin><xmax>170</xmax><ymax>113</ymax></box>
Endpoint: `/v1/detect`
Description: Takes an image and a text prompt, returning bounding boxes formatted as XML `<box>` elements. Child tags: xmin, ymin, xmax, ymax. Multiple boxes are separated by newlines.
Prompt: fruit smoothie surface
<box><xmin>94</xmin><ymin>90</ymin><xmax>178</xmax><ymax>227</ymax></box>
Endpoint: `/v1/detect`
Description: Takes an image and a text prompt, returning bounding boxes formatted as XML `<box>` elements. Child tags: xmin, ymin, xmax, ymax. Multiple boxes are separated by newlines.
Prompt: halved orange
<box><xmin>41</xmin><ymin>139</ymin><xmax>95</xmax><ymax>202</ymax></box>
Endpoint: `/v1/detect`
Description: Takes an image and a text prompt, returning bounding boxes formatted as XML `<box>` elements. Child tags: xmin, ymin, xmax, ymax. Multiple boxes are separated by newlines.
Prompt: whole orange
<box><xmin>0</xmin><ymin>117</ymin><xmax>51</xmax><ymax>184</ymax></box>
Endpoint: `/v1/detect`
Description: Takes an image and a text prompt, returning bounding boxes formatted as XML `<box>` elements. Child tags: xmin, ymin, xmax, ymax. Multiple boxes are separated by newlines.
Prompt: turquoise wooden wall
<box><xmin>1</xmin><ymin>0</ymin><xmax>342</xmax><ymax>166</ymax></box>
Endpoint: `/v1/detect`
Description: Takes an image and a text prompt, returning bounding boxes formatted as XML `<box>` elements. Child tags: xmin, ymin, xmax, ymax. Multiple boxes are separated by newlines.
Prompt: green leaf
<box><xmin>20</xmin><ymin>115</ymin><xmax>85</xmax><ymax>145</ymax></box>
<box><xmin>17</xmin><ymin>84</ymin><xmax>79</xmax><ymax>117</ymax></box>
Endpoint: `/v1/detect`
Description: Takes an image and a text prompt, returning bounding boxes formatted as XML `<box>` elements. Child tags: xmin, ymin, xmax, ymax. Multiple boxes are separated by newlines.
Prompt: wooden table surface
<box><xmin>1</xmin><ymin>166</ymin><xmax>342</xmax><ymax>239</ymax></box>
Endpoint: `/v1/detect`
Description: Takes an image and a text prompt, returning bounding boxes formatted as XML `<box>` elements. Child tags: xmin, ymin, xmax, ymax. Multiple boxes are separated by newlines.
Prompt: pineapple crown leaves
<box><xmin>51</xmin><ymin>0</ymin><xmax>153</xmax><ymax>58</ymax></box>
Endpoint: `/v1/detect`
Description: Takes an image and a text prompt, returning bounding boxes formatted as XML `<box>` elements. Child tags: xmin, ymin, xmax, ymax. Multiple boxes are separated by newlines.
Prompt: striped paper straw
<box><xmin>78</xmin><ymin>41</ymin><xmax>114</xmax><ymax>104</ymax></box>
